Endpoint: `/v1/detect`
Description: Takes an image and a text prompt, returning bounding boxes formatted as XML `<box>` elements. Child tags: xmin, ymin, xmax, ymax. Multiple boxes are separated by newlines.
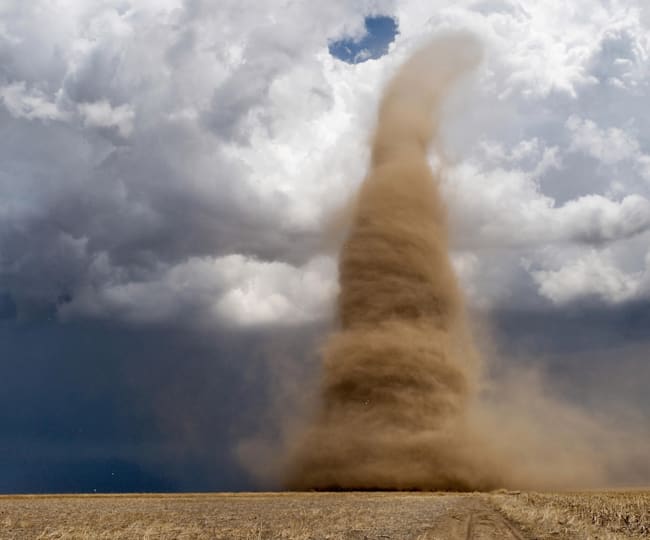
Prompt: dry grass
<box><xmin>489</xmin><ymin>490</ymin><xmax>650</xmax><ymax>539</ymax></box>
<box><xmin>0</xmin><ymin>492</ymin><xmax>463</xmax><ymax>540</ymax></box>
<box><xmin>2</xmin><ymin>490</ymin><xmax>650</xmax><ymax>539</ymax></box>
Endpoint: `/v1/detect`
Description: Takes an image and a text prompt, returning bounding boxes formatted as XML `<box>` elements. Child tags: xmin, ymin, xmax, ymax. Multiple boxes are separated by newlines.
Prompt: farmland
<box><xmin>0</xmin><ymin>490</ymin><xmax>648</xmax><ymax>539</ymax></box>
<box><xmin>492</xmin><ymin>490</ymin><xmax>650</xmax><ymax>539</ymax></box>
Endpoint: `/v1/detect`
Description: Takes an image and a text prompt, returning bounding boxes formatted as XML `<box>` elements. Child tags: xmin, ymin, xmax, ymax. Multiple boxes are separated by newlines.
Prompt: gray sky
<box><xmin>1</xmin><ymin>0</ymin><xmax>649</xmax><ymax>492</ymax></box>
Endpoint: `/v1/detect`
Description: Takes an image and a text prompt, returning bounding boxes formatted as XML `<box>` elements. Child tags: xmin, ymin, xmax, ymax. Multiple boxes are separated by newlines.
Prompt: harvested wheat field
<box><xmin>1</xmin><ymin>490</ymin><xmax>649</xmax><ymax>539</ymax></box>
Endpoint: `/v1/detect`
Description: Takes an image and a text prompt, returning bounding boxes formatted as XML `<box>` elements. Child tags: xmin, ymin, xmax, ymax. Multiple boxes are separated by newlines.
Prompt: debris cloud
<box><xmin>285</xmin><ymin>33</ymin><xmax>499</xmax><ymax>491</ymax></box>
<box><xmin>280</xmin><ymin>31</ymin><xmax>650</xmax><ymax>492</ymax></box>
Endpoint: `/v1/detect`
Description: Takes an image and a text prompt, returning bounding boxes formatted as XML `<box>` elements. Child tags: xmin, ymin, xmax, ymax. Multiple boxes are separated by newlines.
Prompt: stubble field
<box><xmin>1</xmin><ymin>490</ymin><xmax>648</xmax><ymax>539</ymax></box>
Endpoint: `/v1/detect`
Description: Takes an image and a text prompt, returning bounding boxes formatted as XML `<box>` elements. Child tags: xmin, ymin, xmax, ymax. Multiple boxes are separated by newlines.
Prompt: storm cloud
<box><xmin>1</xmin><ymin>0</ymin><xmax>650</xmax><ymax>492</ymax></box>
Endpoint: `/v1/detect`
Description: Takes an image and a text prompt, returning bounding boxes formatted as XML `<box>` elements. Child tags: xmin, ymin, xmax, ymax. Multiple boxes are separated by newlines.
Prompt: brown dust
<box><xmin>285</xmin><ymin>33</ymin><xmax>500</xmax><ymax>491</ymax></box>
<box><xmin>278</xmin><ymin>32</ymin><xmax>650</xmax><ymax>493</ymax></box>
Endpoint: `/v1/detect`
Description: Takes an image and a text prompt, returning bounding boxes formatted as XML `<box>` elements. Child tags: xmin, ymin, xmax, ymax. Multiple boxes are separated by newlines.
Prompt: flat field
<box><xmin>0</xmin><ymin>490</ymin><xmax>648</xmax><ymax>539</ymax></box>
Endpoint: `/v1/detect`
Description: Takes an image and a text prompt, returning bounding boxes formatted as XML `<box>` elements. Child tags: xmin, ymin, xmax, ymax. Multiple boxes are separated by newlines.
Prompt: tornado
<box><xmin>286</xmin><ymin>33</ymin><xmax>501</xmax><ymax>491</ymax></box>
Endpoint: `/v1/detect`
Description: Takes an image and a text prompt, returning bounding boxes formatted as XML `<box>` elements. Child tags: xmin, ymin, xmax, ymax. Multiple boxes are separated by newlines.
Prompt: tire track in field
<box><xmin>463</xmin><ymin>505</ymin><xmax>527</xmax><ymax>540</ymax></box>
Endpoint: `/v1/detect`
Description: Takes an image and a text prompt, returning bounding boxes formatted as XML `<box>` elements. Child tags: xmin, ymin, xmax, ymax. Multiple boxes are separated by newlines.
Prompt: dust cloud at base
<box><xmin>237</xmin><ymin>32</ymin><xmax>650</xmax><ymax>492</ymax></box>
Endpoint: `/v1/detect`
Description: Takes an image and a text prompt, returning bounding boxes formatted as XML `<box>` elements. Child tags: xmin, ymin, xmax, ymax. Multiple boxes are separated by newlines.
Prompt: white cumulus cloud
<box><xmin>2</xmin><ymin>0</ymin><xmax>650</xmax><ymax>326</ymax></box>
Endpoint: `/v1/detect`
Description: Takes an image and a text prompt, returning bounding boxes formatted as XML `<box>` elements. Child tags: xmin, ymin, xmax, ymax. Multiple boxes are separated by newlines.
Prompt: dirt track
<box><xmin>0</xmin><ymin>492</ymin><xmax>533</xmax><ymax>539</ymax></box>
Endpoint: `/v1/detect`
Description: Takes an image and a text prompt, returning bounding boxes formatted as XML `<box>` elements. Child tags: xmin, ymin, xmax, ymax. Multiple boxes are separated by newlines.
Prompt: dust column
<box><xmin>287</xmin><ymin>33</ymin><xmax>499</xmax><ymax>491</ymax></box>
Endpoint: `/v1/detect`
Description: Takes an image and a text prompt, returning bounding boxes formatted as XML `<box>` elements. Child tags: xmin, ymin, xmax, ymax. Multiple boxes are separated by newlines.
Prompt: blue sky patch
<box><xmin>329</xmin><ymin>16</ymin><xmax>399</xmax><ymax>64</ymax></box>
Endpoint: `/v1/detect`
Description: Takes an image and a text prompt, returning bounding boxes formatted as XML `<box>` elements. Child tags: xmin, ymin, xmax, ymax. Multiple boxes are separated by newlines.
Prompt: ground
<box><xmin>1</xmin><ymin>491</ymin><xmax>648</xmax><ymax>539</ymax></box>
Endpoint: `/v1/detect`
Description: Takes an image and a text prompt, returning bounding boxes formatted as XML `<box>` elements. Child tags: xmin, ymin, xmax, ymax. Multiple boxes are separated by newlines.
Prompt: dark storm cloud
<box><xmin>0</xmin><ymin>1</ymin><xmax>380</xmax><ymax>320</ymax></box>
<box><xmin>0</xmin><ymin>317</ymin><xmax>325</xmax><ymax>493</ymax></box>
<box><xmin>488</xmin><ymin>301</ymin><xmax>650</xmax><ymax>446</ymax></box>
<box><xmin>2</xmin><ymin>301</ymin><xmax>647</xmax><ymax>493</ymax></box>
<box><xmin>493</xmin><ymin>300</ymin><xmax>650</xmax><ymax>356</ymax></box>
<box><xmin>0</xmin><ymin>91</ymin><xmax>318</xmax><ymax>318</ymax></box>
<box><xmin>1</xmin><ymin>0</ymin><xmax>650</xmax><ymax>493</ymax></box>
<box><xmin>2</xmin><ymin>0</ymin><xmax>648</xmax><ymax>322</ymax></box>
